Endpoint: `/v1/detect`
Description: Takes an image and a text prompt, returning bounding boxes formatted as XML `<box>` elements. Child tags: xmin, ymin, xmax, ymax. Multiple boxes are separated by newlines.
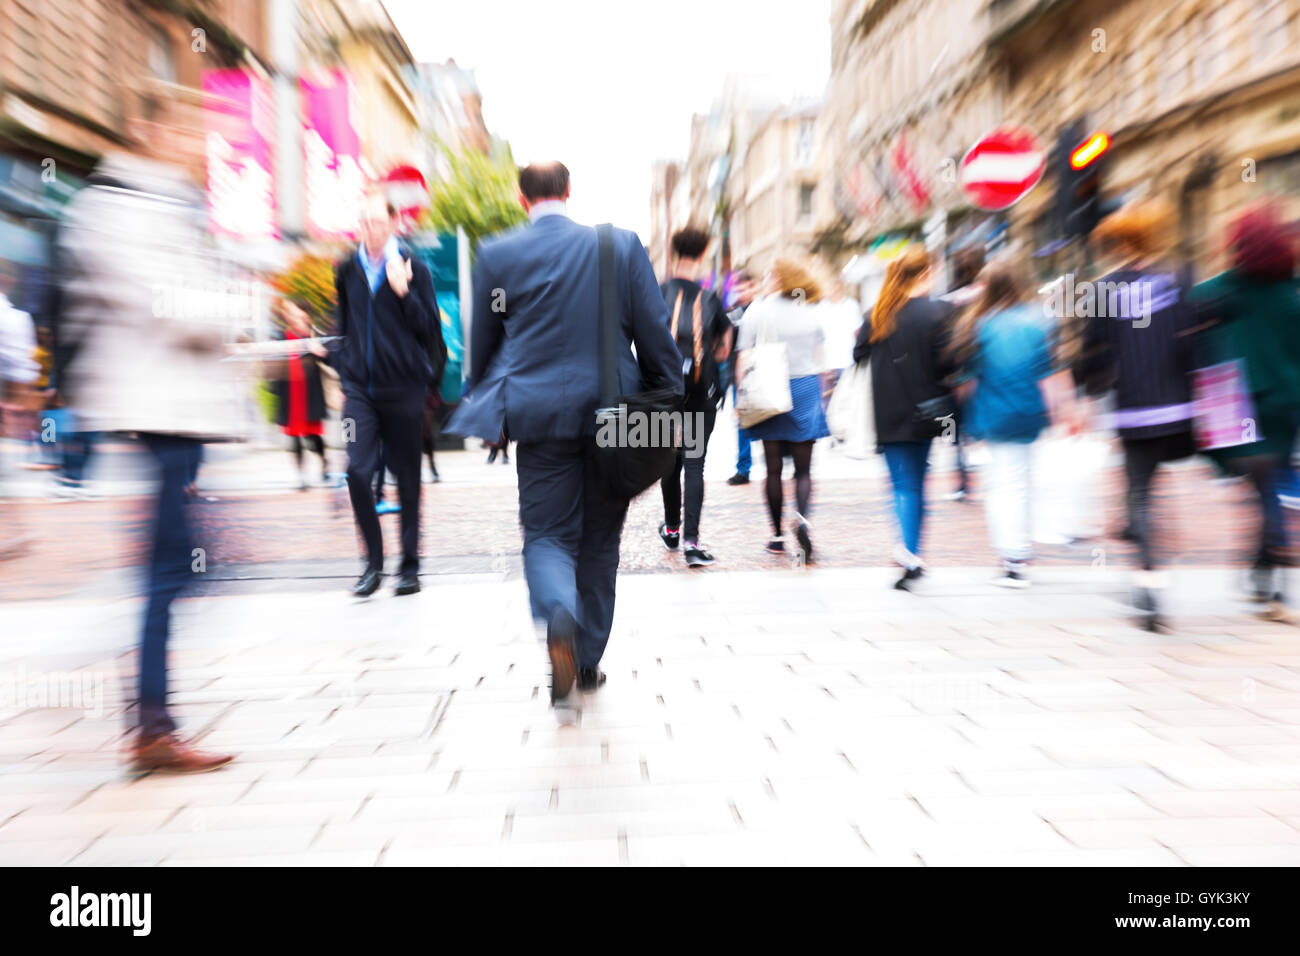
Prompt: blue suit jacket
<box><xmin>452</xmin><ymin>214</ymin><xmax>682</xmax><ymax>442</ymax></box>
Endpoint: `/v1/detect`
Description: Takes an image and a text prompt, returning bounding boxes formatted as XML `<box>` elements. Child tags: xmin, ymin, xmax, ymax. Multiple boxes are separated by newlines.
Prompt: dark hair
<box><xmin>948</xmin><ymin>262</ymin><xmax>1030</xmax><ymax>365</ymax></box>
<box><xmin>518</xmin><ymin>162</ymin><xmax>570</xmax><ymax>202</ymax></box>
<box><xmin>1229</xmin><ymin>204</ymin><xmax>1296</xmax><ymax>281</ymax></box>
<box><xmin>950</xmin><ymin>245</ymin><xmax>985</xmax><ymax>289</ymax></box>
<box><xmin>671</xmin><ymin>227</ymin><xmax>710</xmax><ymax>260</ymax></box>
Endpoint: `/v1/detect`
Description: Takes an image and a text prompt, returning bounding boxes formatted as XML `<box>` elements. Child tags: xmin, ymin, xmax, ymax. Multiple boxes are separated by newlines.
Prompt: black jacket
<box><xmin>330</xmin><ymin>248</ymin><xmax>442</xmax><ymax>402</ymax></box>
<box><xmin>1074</xmin><ymin>268</ymin><xmax>1196</xmax><ymax>440</ymax></box>
<box><xmin>853</xmin><ymin>297</ymin><xmax>956</xmax><ymax>444</ymax></box>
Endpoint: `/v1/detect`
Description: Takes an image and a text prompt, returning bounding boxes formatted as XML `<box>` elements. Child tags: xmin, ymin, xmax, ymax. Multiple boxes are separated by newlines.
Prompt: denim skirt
<box><xmin>746</xmin><ymin>374</ymin><xmax>831</xmax><ymax>443</ymax></box>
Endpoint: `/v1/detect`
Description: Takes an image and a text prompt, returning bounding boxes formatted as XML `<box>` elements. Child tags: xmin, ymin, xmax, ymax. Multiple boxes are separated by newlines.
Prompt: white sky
<box><xmin>383</xmin><ymin>0</ymin><xmax>831</xmax><ymax>238</ymax></box>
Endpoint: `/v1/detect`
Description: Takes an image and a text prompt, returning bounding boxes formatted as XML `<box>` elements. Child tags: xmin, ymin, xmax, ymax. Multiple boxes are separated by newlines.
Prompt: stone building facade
<box><xmin>989</xmin><ymin>0</ymin><xmax>1300</xmax><ymax>277</ymax></box>
<box><xmin>815</xmin><ymin>0</ymin><xmax>1300</xmax><ymax>284</ymax></box>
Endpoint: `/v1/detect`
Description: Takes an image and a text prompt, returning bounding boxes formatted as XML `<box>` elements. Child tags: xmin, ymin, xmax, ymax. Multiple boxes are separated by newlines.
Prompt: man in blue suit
<box><xmin>331</xmin><ymin>197</ymin><xmax>442</xmax><ymax>599</ymax></box>
<box><xmin>468</xmin><ymin>161</ymin><xmax>682</xmax><ymax>705</ymax></box>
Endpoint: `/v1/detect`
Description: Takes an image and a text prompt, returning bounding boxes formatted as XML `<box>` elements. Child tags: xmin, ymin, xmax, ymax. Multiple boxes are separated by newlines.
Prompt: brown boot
<box><xmin>131</xmin><ymin>732</ymin><xmax>234</xmax><ymax>775</ymax></box>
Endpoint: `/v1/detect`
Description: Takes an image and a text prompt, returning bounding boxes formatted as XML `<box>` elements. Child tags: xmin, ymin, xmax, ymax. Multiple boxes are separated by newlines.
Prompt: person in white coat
<box><xmin>58</xmin><ymin>86</ymin><xmax>240</xmax><ymax>775</ymax></box>
<box><xmin>0</xmin><ymin>258</ymin><xmax>38</xmax><ymax>560</ymax></box>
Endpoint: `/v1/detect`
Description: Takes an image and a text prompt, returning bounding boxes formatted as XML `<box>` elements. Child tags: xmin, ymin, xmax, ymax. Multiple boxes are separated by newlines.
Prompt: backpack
<box><xmin>664</xmin><ymin>282</ymin><xmax>721</xmax><ymax>406</ymax></box>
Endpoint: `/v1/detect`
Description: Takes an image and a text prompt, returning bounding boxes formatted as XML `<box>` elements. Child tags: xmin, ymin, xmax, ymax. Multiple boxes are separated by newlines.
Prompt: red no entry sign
<box><xmin>959</xmin><ymin>126</ymin><xmax>1046</xmax><ymax>211</ymax></box>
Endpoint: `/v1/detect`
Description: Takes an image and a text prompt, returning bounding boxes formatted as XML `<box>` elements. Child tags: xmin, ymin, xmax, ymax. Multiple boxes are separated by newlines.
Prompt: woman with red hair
<box><xmin>1191</xmin><ymin>203</ymin><xmax>1300</xmax><ymax>620</ymax></box>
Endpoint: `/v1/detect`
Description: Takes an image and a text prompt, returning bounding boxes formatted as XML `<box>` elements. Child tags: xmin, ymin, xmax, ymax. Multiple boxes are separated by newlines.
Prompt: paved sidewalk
<box><xmin>0</xmin><ymin>427</ymin><xmax>1269</xmax><ymax>602</ymax></box>
<box><xmin>2</xmin><ymin>567</ymin><xmax>1299</xmax><ymax>865</ymax></box>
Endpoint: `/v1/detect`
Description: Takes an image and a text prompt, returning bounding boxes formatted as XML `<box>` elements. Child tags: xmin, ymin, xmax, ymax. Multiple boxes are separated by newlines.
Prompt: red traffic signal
<box><xmin>1069</xmin><ymin>132</ymin><xmax>1110</xmax><ymax>170</ymax></box>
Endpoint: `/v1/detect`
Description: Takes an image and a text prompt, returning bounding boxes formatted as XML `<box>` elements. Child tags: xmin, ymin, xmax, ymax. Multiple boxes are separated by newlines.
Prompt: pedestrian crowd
<box><xmin>3</xmin><ymin>109</ymin><xmax>1298</xmax><ymax>771</ymax></box>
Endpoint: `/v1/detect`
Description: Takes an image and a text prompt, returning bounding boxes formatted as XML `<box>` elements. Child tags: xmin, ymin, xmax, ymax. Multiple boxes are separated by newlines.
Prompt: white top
<box><xmin>0</xmin><ymin>293</ymin><xmax>37</xmax><ymax>385</ymax></box>
<box><xmin>736</xmin><ymin>294</ymin><xmax>826</xmax><ymax>377</ymax></box>
<box><xmin>819</xmin><ymin>297</ymin><xmax>864</xmax><ymax>371</ymax></box>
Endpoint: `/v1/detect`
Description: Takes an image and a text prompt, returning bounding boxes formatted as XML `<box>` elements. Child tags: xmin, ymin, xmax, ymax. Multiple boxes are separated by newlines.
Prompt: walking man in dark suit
<box><xmin>331</xmin><ymin>196</ymin><xmax>442</xmax><ymax>598</ymax></box>
<box><xmin>468</xmin><ymin>162</ymin><xmax>682</xmax><ymax>705</ymax></box>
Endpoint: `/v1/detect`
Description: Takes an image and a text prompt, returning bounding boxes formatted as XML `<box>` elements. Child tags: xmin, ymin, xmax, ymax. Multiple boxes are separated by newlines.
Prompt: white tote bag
<box><xmin>1032</xmin><ymin>433</ymin><xmax>1107</xmax><ymax>544</ymax></box>
<box><xmin>735</xmin><ymin>311</ymin><xmax>792</xmax><ymax>429</ymax></box>
<box><xmin>826</xmin><ymin>361</ymin><xmax>875</xmax><ymax>458</ymax></box>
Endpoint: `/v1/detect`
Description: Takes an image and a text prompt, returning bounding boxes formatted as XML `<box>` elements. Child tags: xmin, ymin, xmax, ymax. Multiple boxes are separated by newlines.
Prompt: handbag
<box><xmin>912</xmin><ymin>392</ymin><xmax>957</xmax><ymax>439</ymax></box>
<box><xmin>593</xmin><ymin>223</ymin><xmax>683</xmax><ymax>499</ymax></box>
<box><xmin>734</xmin><ymin>305</ymin><xmax>793</xmax><ymax>429</ymax></box>
<box><xmin>1192</xmin><ymin>359</ymin><xmax>1260</xmax><ymax>450</ymax></box>
<box><xmin>826</xmin><ymin>360</ymin><xmax>874</xmax><ymax>458</ymax></box>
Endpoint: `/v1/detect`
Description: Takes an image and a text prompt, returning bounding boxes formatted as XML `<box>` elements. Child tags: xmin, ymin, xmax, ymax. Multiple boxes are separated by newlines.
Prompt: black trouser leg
<box><xmin>377</xmin><ymin>397</ymin><xmax>424</xmax><ymax>574</ymax></box>
<box><xmin>344</xmin><ymin>394</ymin><xmax>384</xmax><ymax>572</ymax></box>
<box><xmin>1122</xmin><ymin>438</ymin><xmax>1163</xmax><ymax>571</ymax></box>
<box><xmin>373</xmin><ymin>444</ymin><xmax>387</xmax><ymax>503</ymax></box>
<box><xmin>1233</xmin><ymin>453</ymin><xmax>1288</xmax><ymax>568</ymax></box>
<box><xmin>423</xmin><ymin>402</ymin><xmax>439</xmax><ymax>476</ymax></box>
<box><xmin>291</xmin><ymin>435</ymin><xmax>304</xmax><ymax>471</ymax></box>
<box><xmin>661</xmin><ymin>450</ymin><xmax>683</xmax><ymax>531</ymax></box>
<box><xmin>681</xmin><ymin>406</ymin><xmax>716</xmax><ymax>542</ymax></box>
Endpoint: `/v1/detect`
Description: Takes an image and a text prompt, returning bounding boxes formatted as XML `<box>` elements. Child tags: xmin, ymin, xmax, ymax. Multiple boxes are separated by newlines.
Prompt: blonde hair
<box><xmin>770</xmin><ymin>257</ymin><xmax>823</xmax><ymax>303</ymax></box>
<box><xmin>1093</xmin><ymin>198</ymin><xmax>1176</xmax><ymax>262</ymax></box>
<box><xmin>869</xmin><ymin>246</ymin><xmax>930</xmax><ymax>343</ymax></box>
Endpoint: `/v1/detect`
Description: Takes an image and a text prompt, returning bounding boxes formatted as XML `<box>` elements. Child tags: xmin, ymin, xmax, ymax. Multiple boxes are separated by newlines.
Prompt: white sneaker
<box><xmin>993</xmin><ymin>563</ymin><xmax>1031</xmax><ymax>588</ymax></box>
<box><xmin>892</xmin><ymin>544</ymin><xmax>924</xmax><ymax>571</ymax></box>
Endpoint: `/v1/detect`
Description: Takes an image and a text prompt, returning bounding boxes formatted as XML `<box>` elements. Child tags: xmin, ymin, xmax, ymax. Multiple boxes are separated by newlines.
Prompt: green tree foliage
<box><xmin>421</xmin><ymin>141</ymin><xmax>527</xmax><ymax>250</ymax></box>
<box><xmin>273</xmin><ymin>253</ymin><xmax>337</xmax><ymax>330</ymax></box>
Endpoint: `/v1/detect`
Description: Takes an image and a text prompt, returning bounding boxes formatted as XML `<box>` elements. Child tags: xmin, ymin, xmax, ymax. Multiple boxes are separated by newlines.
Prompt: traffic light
<box><xmin>1055</xmin><ymin>121</ymin><xmax>1109</xmax><ymax>238</ymax></box>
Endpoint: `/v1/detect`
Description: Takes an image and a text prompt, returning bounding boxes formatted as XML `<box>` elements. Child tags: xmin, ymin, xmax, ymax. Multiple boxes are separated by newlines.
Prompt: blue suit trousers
<box><xmin>515</xmin><ymin>438</ymin><xmax>630</xmax><ymax>669</ymax></box>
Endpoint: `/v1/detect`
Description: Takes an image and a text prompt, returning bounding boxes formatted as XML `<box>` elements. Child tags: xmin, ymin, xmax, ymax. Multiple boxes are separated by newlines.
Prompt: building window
<box><xmin>798</xmin><ymin>183</ymin><xmax>815</xmax><ymax>220</ymax></box>
<box><xmin>796</xmin><ymin>119</ymin><xmax>816</xmax><ymax>166</ymax></box>
<box><xmin>1126</xmin><ymin>50</ymin><xmax>1147</xmax><ymax>116</ymax></box>
<box><xmin>1255</xmin><ymin>0</ymin><xmax>1290</xmax><ymax>61</ymax></box>
<box><xmin>148</xmin><ymin>24</ymin><xmax>177</xmax><ymax>84</ymax></box>
<box><xmin>1158</xmin><ymin>24</ymin><xmax>1190</xmax><ymax>109</ymax></box>
<box><xmin>1194</xmin><ymin>8</ymin><xmax>1229</xmax><ymax>89</ymax></box>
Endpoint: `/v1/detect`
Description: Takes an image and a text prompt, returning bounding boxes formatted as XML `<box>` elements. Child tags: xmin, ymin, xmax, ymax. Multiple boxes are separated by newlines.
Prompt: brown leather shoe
<box><xmin>131</xmin><ymin>732</ymin><xmax>234</xmax><ymax>775</ymax></box>
<box><xmin>547</xmin><ymin>608</ymin><xmax>578</xmax><ymax>705</ymax></box>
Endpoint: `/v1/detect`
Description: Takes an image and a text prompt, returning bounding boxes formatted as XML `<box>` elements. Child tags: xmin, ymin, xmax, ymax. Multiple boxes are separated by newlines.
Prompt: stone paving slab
<box><xmin>2</xmin><ymin>567</ymin><xmax>1300</xmax><ymax>865</ymax></box>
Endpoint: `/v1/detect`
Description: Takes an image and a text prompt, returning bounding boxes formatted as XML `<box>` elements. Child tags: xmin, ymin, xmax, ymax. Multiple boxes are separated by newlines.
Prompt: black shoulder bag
<box><xmin>594</xmin><ymin>223</ymin><xmax>683</xmax><ymax>499</ymax></box>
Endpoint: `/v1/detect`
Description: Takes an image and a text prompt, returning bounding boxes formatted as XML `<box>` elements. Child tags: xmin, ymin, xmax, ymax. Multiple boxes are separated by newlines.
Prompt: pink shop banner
<box><xmin>301</xmin><ymin>69</ymin><xmax>364</xmax><ymax>240</ymax></box>
<box><xmin>202</xmin><ymin>69</ymin><xmax>277</xmax><ymax>241</ymax></box>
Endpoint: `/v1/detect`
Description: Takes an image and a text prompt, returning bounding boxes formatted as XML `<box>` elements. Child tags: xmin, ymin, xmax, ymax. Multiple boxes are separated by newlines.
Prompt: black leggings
<box><xmin>1122</xmin><ymin>432</ymin><xmax>1194</xmax><ymax>571</ymax></box>
<box><xmin>762</xmin><ymin>439</ymin><xmax>814</xmax><ymax>535</ymax></box>
<box><xmin>661</xmin><ymin>406</ymin><xmax>717</xmax><ymax>542</ymax></box>
<box><xmin>291</xmin><ymin>434</ymin><xmax>325</xmax><ymax>472</ymax></box>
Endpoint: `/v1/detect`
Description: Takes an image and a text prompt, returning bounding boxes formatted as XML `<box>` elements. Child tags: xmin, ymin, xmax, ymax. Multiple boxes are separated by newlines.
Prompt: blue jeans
<box><xmin>731</xmin><ymin>380</ymin><xmax>752</xmax><ymax>475</ymax></box>
<box><xmin>515</xmin><ymin>438</ymin><xmax>631</xmax><ymax>669</ymax></box>
<box><xmin>139</xmin><ymin>435</ymin><xmax>203</xmax><ymax>735</ymax></box>
<box><xmin>61</xmin><ymin>431</ymin><xmax>98</xmax><ymax>484</ymax></box>
<box><xmin>882</xmin><ymin>440</ymin><xmax>932</xmax><ymax>558</ymax></box>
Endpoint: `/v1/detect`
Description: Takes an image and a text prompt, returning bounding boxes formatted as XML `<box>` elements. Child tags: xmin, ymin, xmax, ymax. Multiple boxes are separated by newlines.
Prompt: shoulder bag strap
<box><xmin>596</xmin><ymin>223</ymin><xmax>619</xmax><ymax>409</ymax></box>
<box><xmin>691</xmin><ymin>289</ymin><xmax>703</xmax><ymax>382</ymax></box>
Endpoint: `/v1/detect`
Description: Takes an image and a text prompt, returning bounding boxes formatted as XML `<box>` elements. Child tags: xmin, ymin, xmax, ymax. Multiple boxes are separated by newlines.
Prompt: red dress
<box><xmin>283</xmin><ymin>329</ymin><xmax>323</xmax><ymax>437</ymax></box>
